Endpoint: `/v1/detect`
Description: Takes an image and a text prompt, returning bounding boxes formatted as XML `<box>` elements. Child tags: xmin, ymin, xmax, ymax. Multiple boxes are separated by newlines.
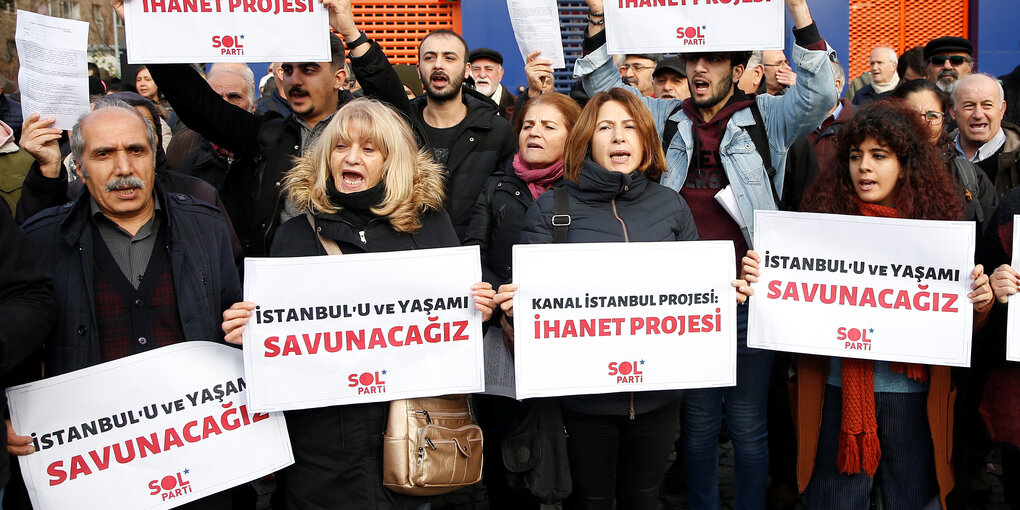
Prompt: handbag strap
<box><xmin>306</xmin><ymin>213</ymin><xmax>343</xmax><ymax>255</ymax></box>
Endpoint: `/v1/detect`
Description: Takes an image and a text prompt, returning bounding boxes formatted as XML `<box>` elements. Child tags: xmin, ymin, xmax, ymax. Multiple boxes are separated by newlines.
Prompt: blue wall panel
<box><xmin>461</xmin><ymin>2</ymin><xmax>529</xmax><ymax>95</ymax></box>
<box><xmin>974</xmin><ymin>0</ymin><xmax>1020</xmax><ymax>78</ymax></box>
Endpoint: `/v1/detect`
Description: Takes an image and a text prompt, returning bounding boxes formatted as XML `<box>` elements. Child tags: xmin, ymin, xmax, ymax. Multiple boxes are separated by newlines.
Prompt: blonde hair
<box><xmin>284</xmin><ymin>98</ymin><xmax>445</xmax><ymax>233</ymax></box>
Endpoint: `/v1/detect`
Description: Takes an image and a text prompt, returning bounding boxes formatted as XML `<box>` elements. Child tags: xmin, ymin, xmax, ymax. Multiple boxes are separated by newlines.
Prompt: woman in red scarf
<box><xmin>462</xmin><ymin>91</ymin><xmax>581</xmax><ymax>509</ymax></box>
<box><xmin>743</xmin><ymin>101</ymin><xmax>993</xmax><ymax>510</ymax></box>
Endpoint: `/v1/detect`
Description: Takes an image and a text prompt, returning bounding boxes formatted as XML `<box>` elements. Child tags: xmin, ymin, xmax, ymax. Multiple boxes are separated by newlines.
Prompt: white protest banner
<box><xmin>507</xmin><ymin>0</ymin><xmax>567</xmax><ymax>69</ymax></box>
<box><xmin>15</xmin><ymin>10</ymin><xmax>90</xmax><ymax>130</ymax></box>
<box><xmin>748</xmin><ymin>210</ymin><xmax>975</xmax><ymax>366</ymax></box>
<box><xmin>604</xmin><ymin>0</ymin><xmax>784</xmax><ymax>54</ymax></box>
<box><xmin>512</xmin><ymin>242</ymin><xmax>736</xmax><ymax>399</ymax></box>
<box><xmin>123</xmin><ymin>0</ymin><xmax>329</xmax><ymax>63</ymax></box>
<box><xmin>242</xmin><ymin>247</ymin><xmax>485</xmax><ymax>412</ymax></box>
<box><xmin>1007</xmin><ymin>215</ymin><xmax>1020</xmax><ymax>361</ymax></box>
<box><xmin>6</xmin><ymin>342</ymin><xmax>293</xmax><ymax>510</ymax></box>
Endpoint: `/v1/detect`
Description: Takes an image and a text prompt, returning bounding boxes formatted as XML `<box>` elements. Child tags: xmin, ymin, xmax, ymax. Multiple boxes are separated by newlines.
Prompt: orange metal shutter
<box><xmin>848</xmin><ymin>0</ymin><xmax>968</xmax><ymax>78</ymax></box>
<box><xmin>352</xmin><ymin>1</ymin><xmax>462</xmax><ymax>65</ymax></box>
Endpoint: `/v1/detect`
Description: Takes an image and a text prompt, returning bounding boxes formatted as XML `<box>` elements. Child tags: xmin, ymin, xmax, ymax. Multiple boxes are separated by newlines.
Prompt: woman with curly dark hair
<box><xmin>743</xmin><ymin>101</ymin><xmax>993</xmax><ymax>510</ymax></box>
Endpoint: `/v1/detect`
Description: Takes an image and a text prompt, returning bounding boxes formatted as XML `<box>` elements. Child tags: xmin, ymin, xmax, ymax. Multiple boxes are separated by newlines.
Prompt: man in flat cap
<box><xmin>469</xmin><ymin>48</ymin><xmax>516</xmax><ymax>118</ymax></box>
<box><xmin>925</xmin><ymin>36</ymin><xmax>974</xmax><ymax>93</ymax></box>
<box><xmin>652</xmin><ymin>56</ymin><xmax>690</xmax><ymax>101</ymax></box>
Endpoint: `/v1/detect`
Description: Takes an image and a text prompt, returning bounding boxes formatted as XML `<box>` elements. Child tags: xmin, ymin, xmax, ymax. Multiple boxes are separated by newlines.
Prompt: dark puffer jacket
<box><xmin>519</xmin><ymin>159</ymin><xmax>699</xmax><ymax>416</ymax></box>
<box><xmin>463</xmin><ymin>161</ymin><xmax>554</xmax><ymax>288</ymax></box>
<box><xmin>350</xmin><ymin>39</ymin><xmax>517</xmax><ymax>241</ymax></box>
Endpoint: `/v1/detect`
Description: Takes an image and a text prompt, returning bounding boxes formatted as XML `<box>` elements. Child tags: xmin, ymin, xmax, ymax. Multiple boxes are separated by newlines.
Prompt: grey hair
<box><xmin>952</xmin><ymin>72</ymin><xmax>1006</xmax><ymax>107</ymax></box>
<box><xmin>830</xmin><ymin>60</ymin><xmax>846</xmax><ymax>87</ymax></box>
<box><xmin>70</xmin><ymin>99</ymin><xmax>157</xmax><ymax>176</ymax></box>
<box><xmin>745</xmin><ymin>50</ymin><xmax>764</xmax><ymax>70</ymax></box>
<box><xmin>872</xmin><ymin>46</ymin><xmax>898</xmax><ymax>64</ymax></box>
<box><xmin>208</xmin><ymin>63</ymin><xmax>257</xmax><ymax>109</ymax></box>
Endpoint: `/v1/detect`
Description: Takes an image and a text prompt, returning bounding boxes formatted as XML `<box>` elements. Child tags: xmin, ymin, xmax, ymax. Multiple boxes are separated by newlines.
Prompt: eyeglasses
<box><xmin>929</xmin><ymin>55</ymin><xmax>971</xmax><ymax>66</ymax></box>
<box><xmin>763</xmin><ymin>59</ymin><xmax>789</xmax><ymax>67</ymax></box>
<box><xmin>620</xmin><ymin>63</ymin><xmax>653</xmax><ymax>72</ymax></box>
<box><xmin>920</xmin><ymin>111</ymin><xmax>945</xmax><ymax>124</ymax></box>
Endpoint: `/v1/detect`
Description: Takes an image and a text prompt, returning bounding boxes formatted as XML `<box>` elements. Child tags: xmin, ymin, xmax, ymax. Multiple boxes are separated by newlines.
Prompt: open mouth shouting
<box><xmin>105</xmin><ymin>176</ymin><xmax>146</xmax><ymax>200</ymax></box>
<box><xmin>339</xmin><ymin>168</ymin><xmax>366</xmax><ymax>191</ymax></box>
<box><xmin>430</xmin><ymin>71</ymin><xmax>450</xmax><ymax>90</ymax></box>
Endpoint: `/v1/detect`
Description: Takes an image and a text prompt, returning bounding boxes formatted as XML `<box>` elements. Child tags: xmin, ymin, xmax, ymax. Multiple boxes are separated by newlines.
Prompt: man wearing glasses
<box><xmin>762</xmin><ymin>49</ymin><xmax>795</xmax><ymax>95</ymax></box>
<box><xmin>619</xmin><ymin>54</ymin><xmax>661</xmax><ymax>97</ymax></box>
<box><xmin>924</xmin><ymin>36</ymin><xmax>973</xmax><ymax>93</ymax></box>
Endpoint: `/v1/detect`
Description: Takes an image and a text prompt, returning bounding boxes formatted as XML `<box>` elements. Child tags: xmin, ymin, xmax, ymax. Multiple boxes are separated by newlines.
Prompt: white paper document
<box><xmin>506</xmin><ymin>0</ymin><xmax>566</xmax><ymax>69</ymax></box>
<box><xmin>714</xmin><ymin>185</ymin><xmax>747</xmax><ymax>229</ymax></box>
<box><xmin>1007</xmin><ymin>215</ymin><xmax>1020</xmax><ymax>361</ymax></box>
<box><xmin>15</xmin><ymin>10</ymin><xmax>90</xmax><ymax>130</ymax></box>
<box><xmin>6</xmin><ymin>343</ymin><xmax>293</xmax><ymax>510</ymax></box>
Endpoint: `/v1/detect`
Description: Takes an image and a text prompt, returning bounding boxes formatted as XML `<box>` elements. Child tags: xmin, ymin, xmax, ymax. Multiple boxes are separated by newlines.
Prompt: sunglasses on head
<box><xmin>929</xmin><ymin>55</ymin><xmax>970</xmax><ymax>66</ymax></box>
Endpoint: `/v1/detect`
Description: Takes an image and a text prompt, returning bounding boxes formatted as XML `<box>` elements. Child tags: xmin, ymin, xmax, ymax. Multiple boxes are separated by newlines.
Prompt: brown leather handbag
<box><xmin>382</xmin><ymin>395</ymin><xmax>484</xmax><ymax>496</ymax></box>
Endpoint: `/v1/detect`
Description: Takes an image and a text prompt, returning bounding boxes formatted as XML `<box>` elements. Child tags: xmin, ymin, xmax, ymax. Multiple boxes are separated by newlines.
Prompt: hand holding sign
<box><xmin>970</xmin><ymin>265</ymin><xmax>993</xmax><ymax>312</ymax></box>
<box><xmin>992</xmin><ymin>264</ymin><xmax>1020</xmax><ymax>304</ymax></box>
<box><xmin>222</xmin><ymin>301</ymin><xmax>257</xmax><ymax>345</ymax></box>
<box><xmin>6</xmin><ymin>419</ymin><xmax>34</xmax><ymax>456</ymax></box>
<box><xmin>524</xmin><ymin>51</ymin><xmax>554</xmax><ymax>98</ymax></box>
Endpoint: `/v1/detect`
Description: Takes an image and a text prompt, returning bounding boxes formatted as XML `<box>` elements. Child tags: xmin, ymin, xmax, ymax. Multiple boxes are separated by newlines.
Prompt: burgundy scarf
<box><xmin>513</xmin><ymin>153</ymin><xmax>564</xmax><ymax>200</ymax></box>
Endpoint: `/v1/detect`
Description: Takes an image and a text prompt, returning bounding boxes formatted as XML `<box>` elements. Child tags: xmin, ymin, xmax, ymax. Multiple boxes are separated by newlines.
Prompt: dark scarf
<box><xmin>325</xmin><ymin>178</ymin><xmax>386</xmax><ymax>231</ymax></box>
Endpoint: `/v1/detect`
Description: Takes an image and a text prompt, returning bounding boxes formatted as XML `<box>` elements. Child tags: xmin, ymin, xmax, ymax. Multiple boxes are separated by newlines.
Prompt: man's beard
<box><xmin>692</xmin><ymin>71</ymin><xmax>734</xmax><ymax>110</ymax></box>
<box><xmin>420</xmin><ymin>69</ymin><xmax>464</xmax><ymax>102</ymax></box>
<box><xmin>474</xmin><ymin>79</ymin><xmax>495</xmax><ymax>97</ymax></box>
<box><xmin>935</xmin><ymin>69</ymin><xmax>959</xmax><ymax>93</ymax></box>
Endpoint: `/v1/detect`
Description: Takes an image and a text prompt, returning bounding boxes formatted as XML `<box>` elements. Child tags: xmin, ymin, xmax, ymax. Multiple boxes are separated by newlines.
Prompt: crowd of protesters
<box><xmin>3</xmin><ymin>0</ymin><xmax>1020</xmax><ymax>508</ymax></box>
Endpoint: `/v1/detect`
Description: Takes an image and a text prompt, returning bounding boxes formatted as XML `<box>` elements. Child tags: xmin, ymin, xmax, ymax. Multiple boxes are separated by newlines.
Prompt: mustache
<box><xmin>288</xmin><ymin>86</ymin><xmax>307</xmax><ymax>96</ymax></box>
<box><xmin>105</xmin><ymin>176</ymin><xmax>145</xmax><ymax>193</ymax></box>
<box><xmin>430</xmin><ymin>71</ymin><xmax>450</xmax><ymax>81</ymax></box>
<box><xmin>938</xmin><ymin>69</ymin><xmax>959</xmax><ymax>80</ymax></box>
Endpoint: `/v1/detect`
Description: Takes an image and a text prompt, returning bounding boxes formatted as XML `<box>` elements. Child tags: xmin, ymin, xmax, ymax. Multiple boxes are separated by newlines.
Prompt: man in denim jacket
<box><xmin>573</xmin><ymin>1</ymin><xmax>837</xmax><ymax>509</ymax></box>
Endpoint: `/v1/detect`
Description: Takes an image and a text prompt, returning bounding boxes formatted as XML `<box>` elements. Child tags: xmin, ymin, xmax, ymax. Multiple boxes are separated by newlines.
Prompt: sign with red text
<box><xmin>242</xmin><ymin>247</ymin><xmax>485</xmax><ymax>412</ymax></box>
<box><xmin>6</xmin><ymin>342</ymin><xmax>293</xmax><ymax>510</ymax></box>
<box><xmin>1007</xmin><ymin>215</ymin><xmax>1020</xmax><ymax>362</ymax></box>
<box><xmin>123</xmin><ymin>0</ymin><xmax>329</xmax><ymax>63</ymax></box>
<box><xmin>748</xmin><ymin>211</ymin><xmax>974</xmax><ymax>366</ymax></box>
<box><xmin>604</xmin><ymin>0</ymin><xmax>784</xmax><ymax>54</ymax></box>
<box><xmin>512</xmin><ymin>242</ymin><xmax>736</xmax><ymax>399</ymax></box>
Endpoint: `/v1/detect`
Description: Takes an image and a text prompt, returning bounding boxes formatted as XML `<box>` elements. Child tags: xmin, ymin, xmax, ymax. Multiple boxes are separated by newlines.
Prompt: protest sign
<box><xmin>1007</xmin><ymin>215</ymin><xmax>1020</xmax><ymax>362</ymax></box>
<box><xmin>123</xmin><ymin>0</ymin><xmax>329</xmax><ymax>63</ymax></box>
<box><xmin>604</xmin><ymin>0</ymin><xmax>784</xmax><ymax>54</ymax></box>
<box><xmin>748</xmin><ymin>210</ymin><xmax>975</xmax><ymax>366</ymax></box>
<box><xmin>15</xmin><ymin>11</ymin><xmax>90</xmax><ymax>130</ymax></box>
<box><xmin>242</xmin><ymin>247</ymin><xmax>485</xmax><ymax>412</ymax></box>
<box><xmin>512</xmin><ymin>242</ymin><xmax>736</xmax><ymax>399</ymax></box>
<box><xmin>506</xmin><ymin>0</ymin><xmax>566</xmax><ymax>69</ymax></box>
<box><xmin>6</xmin><ymin>342</ymin><xmax>293</xmax><ymax>510</ymax></box>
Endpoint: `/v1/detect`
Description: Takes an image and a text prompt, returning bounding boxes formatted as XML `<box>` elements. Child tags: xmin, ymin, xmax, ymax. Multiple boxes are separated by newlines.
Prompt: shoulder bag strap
<box><xmin>552</xmin><ymin>187</ymin><xmax>570</xmax><ymax>244</ymax></box>
<box><xmin>306</xmin><ymin>213</ymin><xmax>343</xmax><ymax>255</ymax></box>
<box><xmin>747</xmin><ymin>101</ymin><xmax>783</xmax><ymax>208</ymax></box>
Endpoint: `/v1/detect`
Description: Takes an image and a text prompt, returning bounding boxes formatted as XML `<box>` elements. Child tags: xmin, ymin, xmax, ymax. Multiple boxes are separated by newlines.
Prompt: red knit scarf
<box><xmin>838</xmin><ymin>197</ymin><xmax>930</xmax><ymax>476</ymax></box>
<box><xmin>512</xmin><ymin>153</ymin><xmax>564</xmax><ymax>200</ymax></box>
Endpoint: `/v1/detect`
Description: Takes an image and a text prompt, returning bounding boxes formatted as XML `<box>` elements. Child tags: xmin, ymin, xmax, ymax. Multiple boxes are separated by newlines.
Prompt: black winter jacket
<box><xmin>463</xmin><ymin>161</ymin><xmax>555</xmax><ymax>288</ymax></box>
<box><xmin>268</xmin><ymin>206</ymin><xmax>457</xmax><ymax>510</ymax></box>
<box><xmin>520</xmin><ymin>160</ymin><xmax>699</xmax><ymax>416</ymax></box>
<box><xmin>0</xmin><ymin>200</ymin><xmax>53</xmax><ymax>489</ymax></box>
<box><xmin>350</xmin><ymin>39</ymin><xmax>517</xmax><ymax>241</ymax></box>
<box><xmin>19</xmin><ymin>182</ymin><xmax>241</xmax><ymax>376</ymax></box>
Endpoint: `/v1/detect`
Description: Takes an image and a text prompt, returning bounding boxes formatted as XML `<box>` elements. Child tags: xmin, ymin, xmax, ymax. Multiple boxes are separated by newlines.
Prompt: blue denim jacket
<box><xmin>573</xmin><ymin>41</ymin><xmax>838</xmax><ymax>246</ymax></box>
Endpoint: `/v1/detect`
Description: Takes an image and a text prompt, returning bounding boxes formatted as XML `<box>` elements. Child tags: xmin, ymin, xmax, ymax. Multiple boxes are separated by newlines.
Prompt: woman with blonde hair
<box><xmin>221</xmin><ymin>97</ymin><xmax>495</xmax><ymax>508</ymax></box>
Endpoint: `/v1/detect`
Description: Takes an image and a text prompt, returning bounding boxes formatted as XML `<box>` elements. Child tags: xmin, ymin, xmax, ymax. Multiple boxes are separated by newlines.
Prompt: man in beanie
<box><xmin>652</xmin><ymin>56</ymin><xmax>690</xmax><ymax>100</ymax></box>
<box><xmin>924</xmin><ymin>35</ymin><xmax>973</xmax><ymax>93</ymax></box>
<box><xmin>469</xmin><ymin>47</ymin><xmax>516</xmax><ymax>118</ymax></box>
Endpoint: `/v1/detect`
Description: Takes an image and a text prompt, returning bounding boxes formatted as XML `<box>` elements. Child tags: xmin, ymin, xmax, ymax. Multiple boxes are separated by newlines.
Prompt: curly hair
<box><xmin>800</xmin><ymin>100</ymin><xmax>963</xmax><ymax>221</ymax></box>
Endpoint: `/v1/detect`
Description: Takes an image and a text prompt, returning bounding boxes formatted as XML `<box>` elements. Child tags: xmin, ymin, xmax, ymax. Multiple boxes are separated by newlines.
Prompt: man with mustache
<box><xmin>924</xmin><ymin>36</ymin><xmax>973</xmax><ymax>94</ymax></box>
<box><xmin>325</xmin><ymin>0</ymin><xmax>515</xmax><ymax>241</ymax></box>
<box><xmin>468</xmin><ymin>48</ymin><xmax>516</xmax><ymax>118</ymax></box>
<box><xmin>12</xmin><ymin>102</ymin><xmax>240</xmax><ymax>508</ymax></box>
<box><xmin>572</xmin><ymin>0</ymin><xmax>836</xmax><ymax>508</ymax></box>
<box><xmin>119</xmin><ymin>0</ymin><xmax>351</xmax><ymax>257</ymax></box>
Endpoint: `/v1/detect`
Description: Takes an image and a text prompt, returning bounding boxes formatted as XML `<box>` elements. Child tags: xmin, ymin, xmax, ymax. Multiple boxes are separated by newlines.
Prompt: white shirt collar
<box><xmin>955</xmin><ymin>128</ymin><xmax>1007</xmax><ymax>163</ymax></box>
